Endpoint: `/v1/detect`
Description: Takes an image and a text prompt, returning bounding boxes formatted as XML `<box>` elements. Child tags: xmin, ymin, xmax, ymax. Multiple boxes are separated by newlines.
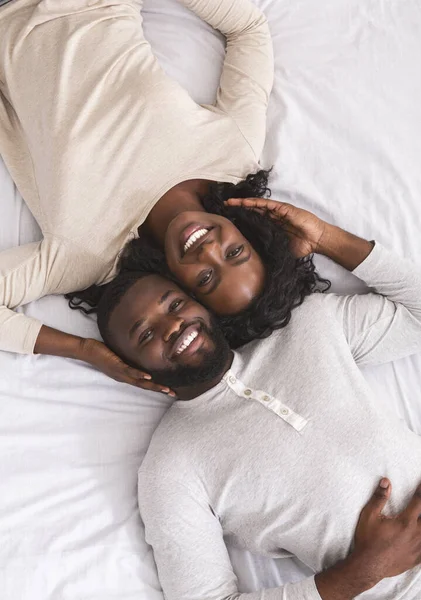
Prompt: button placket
<box><xmin>223</xmin><ymin>370</ymin><xmax>308</xmax><ymax>432</ymax></box>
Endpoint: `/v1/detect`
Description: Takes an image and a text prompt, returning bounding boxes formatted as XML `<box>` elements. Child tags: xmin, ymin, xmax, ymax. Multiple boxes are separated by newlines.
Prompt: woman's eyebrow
<box><xmin>201</xmin><ymin>276</ymin><xmax>221</xmax><ymax>296</ymax></box>
<box><xmin>201</xmin><ymin>253</ymin><xmax>252</xmax><ymax>296</ymax></box>
<box><xmin>234</xmin><ymin>254</ymin><xmax>251</xmax><ymax>267</ymax></box>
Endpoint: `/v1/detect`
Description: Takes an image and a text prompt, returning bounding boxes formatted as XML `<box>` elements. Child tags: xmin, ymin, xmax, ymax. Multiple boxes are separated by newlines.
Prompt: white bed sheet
<box><xmin>1</xmin><ymin>0</ymin><xmax>421</xmax><ymax>598</ymax></box>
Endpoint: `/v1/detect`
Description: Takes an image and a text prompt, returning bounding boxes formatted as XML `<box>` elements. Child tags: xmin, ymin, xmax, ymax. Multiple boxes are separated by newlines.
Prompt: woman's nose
<box><xmin>198</xmin><ymin>239</ymin><xmax>221</xmax><ymax>264</ymax></box>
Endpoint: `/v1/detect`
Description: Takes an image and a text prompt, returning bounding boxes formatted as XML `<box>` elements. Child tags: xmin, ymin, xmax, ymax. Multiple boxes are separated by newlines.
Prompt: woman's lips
<box><xmin>179</xmin><ymin>224</ymin><xmax>212</xmax><ymax>257</ymax></box>
<box><xmin>180</xmin><ymin>223</ymin><xmax>205</xmax><ymax>247</ymax></box>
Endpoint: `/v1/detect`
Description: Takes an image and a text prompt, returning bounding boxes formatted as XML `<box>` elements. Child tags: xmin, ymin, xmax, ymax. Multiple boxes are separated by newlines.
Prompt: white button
<box><xmin>244</xmin><ymin>389</ymin><xmax>252</xmax><ymax>396</ymax></box>
<box><xmin>229</xmin><ymin>376</ymin><xmax>236</xmax><ymax>384</ymax></box>
<box><xmin>262</xmin><ymin>395</ymin><xmax>270</xmax><ymax>402</ymax></box>
<box><xmin>281</xmin><ymin>408</ymin><xmax>289</xmax><ymax>415</ymax></box>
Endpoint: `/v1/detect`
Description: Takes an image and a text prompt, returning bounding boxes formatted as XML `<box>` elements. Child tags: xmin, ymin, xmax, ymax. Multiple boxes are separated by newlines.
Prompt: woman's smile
<box><xmin>180</xmin><ymin>224</ymin><xmax>214</xmax><ymax>257</ymax></box>
<box><xmin>164</xmin><ymin>210</ymin><xmax>266</xmax><ymax>314</ymax></box>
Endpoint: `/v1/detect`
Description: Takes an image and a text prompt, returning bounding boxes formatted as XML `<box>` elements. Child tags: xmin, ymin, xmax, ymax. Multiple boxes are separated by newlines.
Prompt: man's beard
<box><xmin>147</xmin><ymin>317</ymin><xmax>230</xmax><ymax>389</ymax></box>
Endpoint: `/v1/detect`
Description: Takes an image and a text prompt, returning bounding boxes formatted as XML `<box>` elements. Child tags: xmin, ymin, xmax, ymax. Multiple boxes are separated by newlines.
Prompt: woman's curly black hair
<box><xmin>66</xmin><ymin>169</ymin><xmax>330</xmax><ymax>348</ymax></box>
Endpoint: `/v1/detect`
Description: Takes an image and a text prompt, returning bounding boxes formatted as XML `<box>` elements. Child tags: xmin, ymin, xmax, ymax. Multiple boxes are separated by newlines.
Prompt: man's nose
<box><xmin>163</xmin><ymin>316</ymin><xmax>185</xmax><ymax>343</ymax></box>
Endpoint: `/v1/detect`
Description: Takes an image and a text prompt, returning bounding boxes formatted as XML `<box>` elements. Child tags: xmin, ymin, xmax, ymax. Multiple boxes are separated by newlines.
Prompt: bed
<box><xmin>1</xmin><ymin>0</ymin><xmax>421</xmax><ymax>597</ymax></box>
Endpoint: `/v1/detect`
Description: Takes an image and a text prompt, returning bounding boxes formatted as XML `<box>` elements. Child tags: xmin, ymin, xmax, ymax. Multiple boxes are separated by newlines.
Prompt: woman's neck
<box><xmin>142</xmin><ymin>179</ymin><xmax>212</xmax><ymax>246</ymax></box>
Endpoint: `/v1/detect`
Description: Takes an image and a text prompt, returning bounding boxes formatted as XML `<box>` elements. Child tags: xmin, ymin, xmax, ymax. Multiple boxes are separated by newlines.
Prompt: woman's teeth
<box><xmin>183</xmin><ymin>228</ymin><xmax>208</xmax><ymax>253</ymax></box>
<box><xmin>176</xmin><ymin>330</ymin><xmax>198</xmax><ymax>355</ymax></box>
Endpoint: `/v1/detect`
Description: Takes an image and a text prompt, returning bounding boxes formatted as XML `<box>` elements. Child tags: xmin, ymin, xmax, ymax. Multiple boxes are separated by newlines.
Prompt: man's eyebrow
<box><xmin>128</xmin><ymin>290</ymin><xmax>174</xmax><ymax>338</ymax></box>
<box><xmin>158</xmin><ymin>290</ymin><xmax>175</xmax><ymax>305</ymax></box>
<box><xmin>201</xmin><ymin>254</ymin><xmax>251</xmax><ymax>296</ymax></box>
<box><xmin>129</xmin><ymin>318</ymin><xmax>145</xmax><ymax>338</ymax></box>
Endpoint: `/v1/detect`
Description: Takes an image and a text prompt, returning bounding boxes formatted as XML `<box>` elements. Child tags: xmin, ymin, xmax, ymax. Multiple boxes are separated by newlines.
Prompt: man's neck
<box><xmin>142</xmin><ymin>179</ymin><xmax>212</xmax><ymax>246</ymax></box>
<box><xmin>174</xmin><ymin>351</ymin><xmax>234</xmax><ymax>401</ymax></box>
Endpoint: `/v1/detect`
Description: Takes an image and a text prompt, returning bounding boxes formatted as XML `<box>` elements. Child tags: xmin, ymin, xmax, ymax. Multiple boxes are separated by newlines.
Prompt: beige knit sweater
<box><xmin>0</xmin><ymin>0</ymin><xmax>273</xmax><ymax>354</ymax></box>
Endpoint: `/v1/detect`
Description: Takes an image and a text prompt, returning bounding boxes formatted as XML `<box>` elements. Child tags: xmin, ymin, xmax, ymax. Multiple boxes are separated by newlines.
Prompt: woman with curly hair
<box><xmin>69</xmin><ymin>169</ymin><xmax>331</xmax><ymax>350</ymax></box>
<box><xmin>0</xmin><ymin>0</ymin><xmax>274</xmax><ymax>391</ymax></box>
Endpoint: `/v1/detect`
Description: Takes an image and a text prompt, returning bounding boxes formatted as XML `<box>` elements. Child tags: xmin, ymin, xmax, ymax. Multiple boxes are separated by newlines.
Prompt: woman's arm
<box><xmin>0</xmin><ymin>239</ymin><xmax>173</xmax><ymax>393</ymax></box>
<box><xmin>178</xmin><ymin>0</ymin><xmax>274</xmax><ymax>159</ymax></box>
<box><xmin>0</xmin><ymin>240</ymin><xmax>49</xmax><ymax>354</ymax></box>
<box><xmin>35</xmin><ymin>325</ymin><xmax>173</xmax><ymax>393</ymax></box>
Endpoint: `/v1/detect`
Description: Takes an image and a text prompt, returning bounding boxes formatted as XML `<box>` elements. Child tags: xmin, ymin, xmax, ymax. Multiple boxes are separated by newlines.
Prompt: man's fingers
<box><xmin>226</xmin><ymin>198</ymin><xmax>283</xmax><ymax>212</ymax></box>
<box><xmin>226</xmin><ymin>197</ymin><xmax>276</xmax><ymax>209</ymax></box>
<box><xmin>401</xmin><ymin>483</ymin><xmax>421</xmax><ymax>522</ymax></box>
<box><xmin>363</xmin><ymin>478</ymin><xmax>392</xmax><ymax>518</ymax></box>
<box><xmin>225</xmin><ymin>197</ymin><xmax>261</xmax><ymax>207</ymax></box>
<box><xmin>226</xmin><ymin>197</ymin><xmax>289</xmax><ymax>212</ymax></box>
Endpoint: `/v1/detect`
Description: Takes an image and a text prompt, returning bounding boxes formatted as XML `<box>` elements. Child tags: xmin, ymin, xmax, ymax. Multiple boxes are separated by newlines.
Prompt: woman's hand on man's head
<box><xmin>81</xmin><ymin>338</ymin><xmax>176</xmax><ymax>396</ymax></box>
<box><xmin>225</xmin><ymin>197</ymin><xmax>328</xmax><ymax>258</ymax></box>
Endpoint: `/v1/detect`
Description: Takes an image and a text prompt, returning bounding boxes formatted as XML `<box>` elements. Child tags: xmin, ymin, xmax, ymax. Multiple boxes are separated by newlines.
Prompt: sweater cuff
<box><xmin>0</xmin><ymin>312</ymin><xmax>42</xmax><ymax>355</ymax></box>
<box><xmin>282</xmin><ymin>575</ymin><xmax>323</xmax><ymax>600</ymax></box>
<box><xmin>23</xmin><ymin>316</ymin><xmax>43</xmax><ymax>354</ymax></box>
<box><xmin>352</xmin><ymin>241</ymin><xmax>383</xmax><ymax>280</ymax></box>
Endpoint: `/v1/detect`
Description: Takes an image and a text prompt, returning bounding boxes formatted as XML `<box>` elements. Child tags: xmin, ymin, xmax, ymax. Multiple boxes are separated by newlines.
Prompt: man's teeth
<box><xmin>176</xmin><ymin>330</ymin><xmax>198</xmax><ymax>355</ymax></box>
<box><xmin>183</xmin><ymin>228</ymin><xmax>208</xmax><ymax>253</ymax></box>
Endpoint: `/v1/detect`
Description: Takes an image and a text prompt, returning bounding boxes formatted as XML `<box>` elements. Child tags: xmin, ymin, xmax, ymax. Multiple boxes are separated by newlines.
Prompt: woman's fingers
<box><xmin>132</xmin><ymin>377</ymin><xmax>176</xmax><ymax>396</ymax></box>
<box><xmin>135</xmin><ymin>379</ymin><xmax>177</xmax><ymax>397</ymax></box>
<box><xmin>126</xmin><ymin>367</ymin><xmax>152</xmax><ymax>381</ymax></box>
<box><xmin>121</xmin><ymin>367</ymin><xmax>176</xmax><ymax>396</ymax></box>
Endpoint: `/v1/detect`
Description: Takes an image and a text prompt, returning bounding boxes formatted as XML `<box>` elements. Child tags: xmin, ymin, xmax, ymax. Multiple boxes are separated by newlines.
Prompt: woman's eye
<box><xmin>198</xmin><ymin>271</ymin><xmax>212</xmax><ymax>287</ymax></box>
<box><xmin>139</xmin><ymin>329</ymin><xmax>153</xmax><ymax>344</ymax></box>
<box><xmin>226</xmin><ymin>245</ymin><xmax>244</xmax><ymax>259</ymax></box>
<box><xmin>169</xmin><ymin>299</ymin><xmax>182</xmax><ymax>312</ymax></box>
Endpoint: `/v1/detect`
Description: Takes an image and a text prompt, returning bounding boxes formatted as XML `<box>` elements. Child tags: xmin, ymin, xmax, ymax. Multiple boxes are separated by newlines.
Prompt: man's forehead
<box><xmin>124</xmin><ymin>275</ymin><xmax>181</xmax><ymax>307</ymax></box>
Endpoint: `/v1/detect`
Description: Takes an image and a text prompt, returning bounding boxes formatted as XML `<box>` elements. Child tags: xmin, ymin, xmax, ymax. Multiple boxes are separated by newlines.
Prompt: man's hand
<box><xmin>354</xmin><ymin>478</ymin><xmax>421</xmax><ymax>578</ymax></box>
<box><xmin>316</xmin><ymin>478</ymin><xmax>421</xmax><ymax>600</ymax></box>
<box><xmin>225</xmin><ymin>197</ymin><xmax>327</xmax><ymax>257</ymax></box>
<box><xmin>225</xmin><ymin>196</ymin><xmax>374</xmax><ymax>270</ymax></box>
<box><xmin>81</xmin><ymin>338</ymin><xmax>176</xmax><ymax>396</ymax></box>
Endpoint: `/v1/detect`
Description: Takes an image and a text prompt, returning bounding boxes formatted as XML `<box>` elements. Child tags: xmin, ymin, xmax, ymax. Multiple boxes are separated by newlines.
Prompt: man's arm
<box><xmin>317</xmin><ymin>225</ymin><xmax>374</xmax><ymax>271</ymax></box>
<box><xmin>318</xmin><ymin>225</ymin><xmax>421</xmax><ymax>366</ymax></box>
<box><xmin>139</xmin><ymin>473</ymin><xmax>410</xmax><ymax>600</ymax></box>
<box><xmin>225</xmin><ymin>198</ymin><xmax>421</xmax><ymax>366</ymax></box>
<box><xmin>177</xmin><ymin>0</ymin><xmax>274</xmax><ymax>159</ymax></box>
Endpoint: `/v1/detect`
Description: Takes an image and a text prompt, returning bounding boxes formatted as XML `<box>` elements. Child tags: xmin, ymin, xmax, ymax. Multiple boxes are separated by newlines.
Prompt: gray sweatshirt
<box><xmin>138</xmin><ymin>243</ymin><xmax>421</xmax><ymax>600</ymax></box>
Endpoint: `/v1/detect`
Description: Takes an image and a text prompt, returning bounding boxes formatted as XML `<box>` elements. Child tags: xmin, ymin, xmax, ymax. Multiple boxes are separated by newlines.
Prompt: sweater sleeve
<box><xmin>0</xmin><ymin>236</ymin><xmax>102</xmax><ymax>355</ymax></box>
<box><xmin>178</xmin><ymin>0</ymin><xmax>274</xmax><ymax>159</ymax></box>
<box><xmin>322</xmin><ymin>243</ymin><xmax>421</xmax><ymax>366</ymax></box>
<box><xmin>0</xmin><ymin>241</ymin><xmax>48</xmax><ymax>354</ymax></box>
<box><xmin>138</xmin><ymin>471</ymin><xmax>321</xmax><ymax>600</ymax></box>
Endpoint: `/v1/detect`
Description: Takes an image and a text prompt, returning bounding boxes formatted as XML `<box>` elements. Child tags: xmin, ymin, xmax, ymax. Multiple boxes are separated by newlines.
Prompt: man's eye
<box><xmin>139</xmin><ymin>329</ymin><xmax>153</xmax><ymax>344</ymax></box>
<box><xmin>226</xmin><ymin>245</ymin><xmax>244</xmax><ymax>259</ymax></box>
<box><xmin>169</xmin><ymin>299</ymin><xmax>182</xmax><ymax>312</ymax></box>
<box><xmin>198</xmin><ymin>270</ymin><xmax>212</xmax><ymax>287</ymax></box>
